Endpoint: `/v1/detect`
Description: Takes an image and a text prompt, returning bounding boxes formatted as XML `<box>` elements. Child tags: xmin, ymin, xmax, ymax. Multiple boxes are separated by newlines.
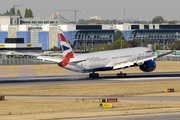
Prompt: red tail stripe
<box><xmin>58</xmin><ymin>33</ymin><xmax>68</xmax><ymax>43</ymax></box>
<box><xmin>61</xmin><ymin>51</ymin><xmax>74</xmax><ymax>67</ymax></box>
<box><xmin>64</xmin><ymin>51</ymin><xmax>74</xmax><ymax>59</ymax></box>
<box><xmin>61</xmin><ymin>59</ymin><xmax>69</xmax><ymax>67</ymax></box>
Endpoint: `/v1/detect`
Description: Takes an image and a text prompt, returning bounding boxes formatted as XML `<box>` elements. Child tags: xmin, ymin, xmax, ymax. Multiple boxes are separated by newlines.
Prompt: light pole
<box><xmin>86</xmin><ymin>36</ymin><xmax>87</xmax><ymax>51</ymax></box>
<box><xmin>121</xmin><ymin>36</ymin><xmax>122</xmax><ymax>49</ymax></box>
<box><xmin>84</xmin><ymin>35</ymin><xmax>85</xmax><ymax>51</ymax></box>
<box><xmin>47</xmin><ymin>35</ymin><xmax>48</xmax><ymax>50</ymax></box>
<box><xmin>41</xmin><ymin>37</ymin><xmax>43</xmax><ymax>50</ymax></box>
<box><xmin>92</xmin><ymin>37</ymin><xmax>93</xmax><ymax>50</ymax></box>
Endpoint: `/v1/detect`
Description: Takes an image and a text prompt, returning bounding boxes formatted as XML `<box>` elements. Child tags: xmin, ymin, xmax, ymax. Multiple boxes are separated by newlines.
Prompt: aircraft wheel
<box><xmin>117</xmin><ymin>73</ymin><xmax>127</xmax><ymax>78</ymax></box>
<box><xmin>117</xmin><ymin>73</ymin><xmax>121</xmax><ymax>78</ymax></box>
<box><xmin>89</xmin><ymin>74</ymin><xmax>93</xmax><ymax>78</ymax></box>
<box><xmin>89</xmin><ymin>73</ymin><xmax>99</xmax><ymax>78</ymax></box>
<box><xmin>95</xmin><ymin>73</ymin><xmax>99</xmax><ymax>78</ymax></box>
<box><xmin>123</xmin><ymin>73</ymin><xmax>127</xmax><ymax>77</ymax></box>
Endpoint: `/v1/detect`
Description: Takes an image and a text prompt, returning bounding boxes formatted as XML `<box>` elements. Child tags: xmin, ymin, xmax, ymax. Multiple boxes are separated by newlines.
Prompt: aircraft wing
<box><xmin>5</xmin><ymin>51</ymin><xmax>40</xmax><ymax>56</ymax></box>
<box><xmin>112</xmin><ymin>56</ymin><xmax>157</xmax><ymax>70</ymax></box>
<box><xmin>5</xmin><ymin>51</ymin><xmax>63</xmax><ymax>63</ymax></box>
<box><xmin>156</xmin><ymin>50</ymin><xmax>174</xmax><ymax>58</ymax></box>
<box><xmin>112</xmin><ymin>50</ymin><xmax>174</xmax><ymax>70</ymax></box>
<box><xmin>5</xmin><ymin>51</ymin><xmax>63</xmax><ymax>56</ymax></box>
<box><xmin>113</xmin><ymin>59</ymin><xmax>135</xmax><ymax>70</ymax></box>
<box><xmin>4</xmin><ymin>51</ymin><xmax>86</xmax><ymax>64</ymax></box>
<box><xmin>36</xmin><ymin>56</ymin><xmax>63</xmax><ymax>63</ymax></box>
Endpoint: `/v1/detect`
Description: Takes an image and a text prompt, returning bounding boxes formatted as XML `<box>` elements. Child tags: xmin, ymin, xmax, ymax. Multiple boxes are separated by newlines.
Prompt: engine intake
<box><xmin>139</xmin><ymin>60</ymin><xmax>156</xmax><ymax>72</ymax></box>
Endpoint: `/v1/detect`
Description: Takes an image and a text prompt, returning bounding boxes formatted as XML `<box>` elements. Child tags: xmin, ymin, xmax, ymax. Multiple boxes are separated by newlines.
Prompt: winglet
<box><xmin>157</xmin><ymin>50</ymin><xmax>174</xmax><ymax>58</ymax></box>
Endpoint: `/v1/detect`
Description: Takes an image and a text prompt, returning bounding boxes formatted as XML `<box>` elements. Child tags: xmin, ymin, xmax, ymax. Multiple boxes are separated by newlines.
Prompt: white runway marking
<box><xmin>103</xmin><ymin>77</ymin><xmax>180</xmax><ymax>81</ymax></box>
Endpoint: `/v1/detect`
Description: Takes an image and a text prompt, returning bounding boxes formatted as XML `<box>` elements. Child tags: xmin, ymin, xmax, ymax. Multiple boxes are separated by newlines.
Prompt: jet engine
<box><xmin>139</xmin><ymin>60</ymin><xmax>156</xmax><ymax>72</ymax></box>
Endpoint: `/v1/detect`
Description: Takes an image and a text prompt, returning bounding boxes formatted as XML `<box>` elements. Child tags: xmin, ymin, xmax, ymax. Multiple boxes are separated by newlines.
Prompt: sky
<box><xmin>1</xmin><ymin>0</ymin><xmax>180</xmax><ymax>21</ymax></box>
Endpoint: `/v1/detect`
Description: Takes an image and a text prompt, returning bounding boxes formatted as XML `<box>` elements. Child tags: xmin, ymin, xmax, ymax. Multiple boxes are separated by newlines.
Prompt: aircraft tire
<box><xmin>117</xmin><ymin>73</ymin><xmax>126</xmax><ymax>78</ymax></box>
<box><xmin>89</xmin><ymin>73</ymin><xmax>99</xmax><ymax>78</ymax></box>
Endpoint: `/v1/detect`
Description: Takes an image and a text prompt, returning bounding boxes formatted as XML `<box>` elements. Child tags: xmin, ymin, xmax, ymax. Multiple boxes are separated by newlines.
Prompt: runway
<box><xmin>1</xmin><ymin>72</ymin><xmax>180</xmax><ymax>87</ymax></box>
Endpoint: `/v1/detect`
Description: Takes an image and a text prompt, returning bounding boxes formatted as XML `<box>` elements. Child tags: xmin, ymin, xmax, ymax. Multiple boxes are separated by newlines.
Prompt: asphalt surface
<box><xmin>1</xmin><ymin>72</ymin><xmax>180</xmax><ymax>87</ymax></box>
<box><xmin>5</xmin><ymin>96</ymin><xmax>180</xmax><ymax>102</ymax></box>
<box><xmin>59</xmin><ymin>112</ymin><xmax>180</xmax><ymax>120</ymax></box>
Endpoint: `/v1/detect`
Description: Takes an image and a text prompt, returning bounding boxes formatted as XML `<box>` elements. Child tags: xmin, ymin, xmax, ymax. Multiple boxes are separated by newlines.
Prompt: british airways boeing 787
<box><xmin>6</xmin><ymin>29</ymin><xmax>173</xmax><ymax>78</ymax></box>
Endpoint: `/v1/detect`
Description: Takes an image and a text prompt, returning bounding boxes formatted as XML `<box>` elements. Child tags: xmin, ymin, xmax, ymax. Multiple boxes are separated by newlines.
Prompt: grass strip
<box><xmin>1</xmin><ymin>80</ymin><xmax>180</xmax><ymax>97</ymax></box>
<box><xmin>0</xmin><ymin>99</ymin><xmax>180</xmax><ymax>120</ymax></box>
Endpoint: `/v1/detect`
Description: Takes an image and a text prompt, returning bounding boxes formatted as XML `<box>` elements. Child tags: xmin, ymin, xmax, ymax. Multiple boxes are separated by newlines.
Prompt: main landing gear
<box><xmin>117</xmin><ymin>69</ymin><xmax>127</xmax><ymax>78</ymax></box>
<box><xmin>89</xmin><ymin>72</ymin><xmax>99</xmax><ymax>78</ymax></box>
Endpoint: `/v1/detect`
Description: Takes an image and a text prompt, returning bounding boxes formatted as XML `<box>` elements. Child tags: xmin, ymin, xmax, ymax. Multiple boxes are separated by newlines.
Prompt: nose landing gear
<box><xmin>117</xmin><ymin>69</ymin><xmax>127</xmax><ymax>78</ymax></box>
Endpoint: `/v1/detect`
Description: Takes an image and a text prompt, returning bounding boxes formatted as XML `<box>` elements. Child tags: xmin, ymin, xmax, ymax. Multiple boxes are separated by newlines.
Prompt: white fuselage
<box><xmin>63</xmin><ymin>47</ymin><xmax>155</xmax><ymax>73</ymax></box>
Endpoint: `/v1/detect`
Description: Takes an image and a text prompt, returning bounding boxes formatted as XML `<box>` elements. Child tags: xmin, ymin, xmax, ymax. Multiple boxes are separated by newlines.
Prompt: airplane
<box><xmin>6</xmin><ymin>29</ymin><xmax>173</xmax><ymax>78</ymax></box>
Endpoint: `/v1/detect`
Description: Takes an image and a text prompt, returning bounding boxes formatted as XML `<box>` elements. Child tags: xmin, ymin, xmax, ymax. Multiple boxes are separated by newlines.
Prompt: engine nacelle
<box><xmin>139</xmin><ymin>60</ymin><xmax>156</xmax><ymax>72</ymax></box>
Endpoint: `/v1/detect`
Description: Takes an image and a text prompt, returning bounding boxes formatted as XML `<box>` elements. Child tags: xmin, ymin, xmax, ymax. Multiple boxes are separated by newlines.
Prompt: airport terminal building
<box><xmin>1</xmin><ymin>15</ymin><xmax>180</xmax><ymax>50</ymax></box>
<box><xmin>129</xmin><ymin>24</ymin><xmax>180</xmax><ymax>46</ymax></box>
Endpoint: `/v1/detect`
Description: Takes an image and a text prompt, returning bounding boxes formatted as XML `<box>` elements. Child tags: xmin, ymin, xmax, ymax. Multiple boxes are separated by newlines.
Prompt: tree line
<box><xmin>77</xmin><ymin>16</ymin><xmax>178</xmax><ymax>25</ymax></box>
<box><xmin>4</xmin><ymin>7</ymin><xmax>33</xmax><ymax>18</ymax></box>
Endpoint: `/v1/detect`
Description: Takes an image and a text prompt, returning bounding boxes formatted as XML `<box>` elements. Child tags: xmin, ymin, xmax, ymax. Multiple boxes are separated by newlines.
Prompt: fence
<box><xmin>0</xmin><ymin>53</ymin><xmax>56</xmax><ymax>65</ymax></box>
<box><xmin>156</xmin><ymin>56</ymin><xmax>180</xmax><ymax>61</ymax></box>
<box><xmin>0</xmin><ymin>58</ymin><xmax>52</xmax><ymax>65</ymax></box>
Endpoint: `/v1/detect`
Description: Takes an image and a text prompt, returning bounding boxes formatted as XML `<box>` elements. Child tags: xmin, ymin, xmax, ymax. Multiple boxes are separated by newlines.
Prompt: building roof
<box><xmin>0</xmin><ymin>14</ymin><xmax>20</xmax><ymax>17</ymax></box>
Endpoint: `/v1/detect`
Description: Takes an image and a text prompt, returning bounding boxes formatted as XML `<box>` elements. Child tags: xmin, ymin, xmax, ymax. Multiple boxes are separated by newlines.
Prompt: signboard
<box><xmin>102</xmin><ymin>98</ymin><xmax>118</xmax><ymax>103</ymax></box>
<box><xmin>13</xmin><ymin>55</ymin><xmax>23</xmax><ymax>58</ymax></box>
<box><xmin>26</xmin><ymin>43</ymin><xmax>32</xmax><ymax>48</ymax></box>
<box><xmin>102</xmin><ymin>99</ymin><xmax>106</xmax><ymax>103</ymax></box>
<box><xmin>164</xmin><ymin>88</ymin><xmax>174</xmax><ymax>93</ymax></box>
<box><xmin>0</xmin><ymin>44</ymin><xmax>5</xmax><ymax>48</ymax></box>
<box><xmin>168</xmin><ymin>88</ymin><xmax>174</xmax><ymax>92</ymax></box>
<box><xmin>5</xmin><ymin>38</ymin><xmax>24</xmax><ymax>43</ymax></box>
<box><xmin>107</xmin><ymin>99</ymin><xmax>117</xmax><ymax>103</ymax></box>
<box><xmin>52</xmin><ymin>55</ymin><xmax>62</xmax><ymax>57</ymax></box>
<box><xmin>0</xmin><ymin>96</ymin><xmax>5</xmax><ymax>100</ymax></box>
<box><xmin>100</xmin><ymin>103</ymin><xmax>112</xmax><ymax>107</ymax></box>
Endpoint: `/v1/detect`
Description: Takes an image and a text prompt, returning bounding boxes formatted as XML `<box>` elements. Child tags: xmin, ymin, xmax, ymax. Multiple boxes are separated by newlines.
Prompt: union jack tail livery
<box><xmin>58</xmin><ymin>29</ymin><xmax>74</xmax><ymax>67</ymax></box>
<box><xmin>58</xmin><ymin>29</ymin><xmax>74</xmax><ymax>60</ymax></box>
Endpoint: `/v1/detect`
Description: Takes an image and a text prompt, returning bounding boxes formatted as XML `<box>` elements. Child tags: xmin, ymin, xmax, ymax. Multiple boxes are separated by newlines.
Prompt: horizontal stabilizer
<box><xmin>68</xmin><ymin>59</ymin><xmax>86</xmax><ymax>65</ymax></box>
<box><xmin>4</xmin><ymin>51</ymin><xmax>63</xmax><ymax>63</ymax></box>
<box><xmin>37</xmin><ymin>56</ymin><xmax>63</xmax><ymax>63</ymax></box>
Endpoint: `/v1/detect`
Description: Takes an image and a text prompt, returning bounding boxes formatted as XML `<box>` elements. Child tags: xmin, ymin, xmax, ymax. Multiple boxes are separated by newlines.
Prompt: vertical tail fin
<box><xmin>58</xmin><ymin>29</ymin><xmax>74</xmax><ymax>59</ymax></box>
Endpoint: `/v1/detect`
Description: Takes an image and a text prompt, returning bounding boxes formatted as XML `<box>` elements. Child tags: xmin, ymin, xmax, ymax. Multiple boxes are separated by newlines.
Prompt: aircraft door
<box><xmin>83</xmin><ymin>61</ymin><xmax>87</xmax><ymax>68</ymax></box>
